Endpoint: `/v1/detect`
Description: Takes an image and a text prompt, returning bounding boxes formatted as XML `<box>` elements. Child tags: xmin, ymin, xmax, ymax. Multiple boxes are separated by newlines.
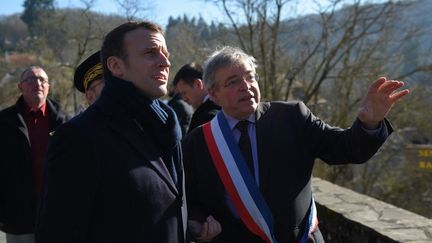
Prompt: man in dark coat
<box><xmin>0</xmin><ymin>66</ymin><xmax>67</xmax><ymax>243</ymax></box>
<box><xmin>167</xmin><ymin>86</ymin><xmax>193</xmax><ymax>137</ymax></box>
<box><xmin>183</xmin><ymin>46</ymin><xmax>410</xmax><ymax>242</ymax></box>
<box><xmin>173</xmin><ymin>63</ymin><xmax>220</xmax><ymax>133</ymax></box>
<box><xmin>36</xmin><ymin>21</ymin><xmax>191</xmax><ymax>243</ymax></box>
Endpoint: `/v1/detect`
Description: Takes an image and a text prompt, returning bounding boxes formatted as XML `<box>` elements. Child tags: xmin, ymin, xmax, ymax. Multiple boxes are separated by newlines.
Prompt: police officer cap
<box><xmin>74</xmin><ymin>51</ymin><xmax>103</xmax><ymax>93</ymax></box>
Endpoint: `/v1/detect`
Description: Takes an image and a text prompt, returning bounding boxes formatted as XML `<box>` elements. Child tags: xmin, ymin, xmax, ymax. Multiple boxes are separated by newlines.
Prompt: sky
<box><xmin>0</xmin><ymin>0</ymin><xmax>342</xmax><ymax>27</ymax></box>
<box><xmin>0</xmin><ymin>0</ymin><xmax>387</xmax><ymax>27</ymax></box>
<box><xmin>0</xmin><ymin>0</ymin><xmax>228</xmax><ymax>27</ymax></box>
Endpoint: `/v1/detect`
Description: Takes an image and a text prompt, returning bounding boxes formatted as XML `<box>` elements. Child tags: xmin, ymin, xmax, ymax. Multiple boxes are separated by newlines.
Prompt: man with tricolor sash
<box><xmin>182</xmin><ymin>46</ymin><xmax>409</xmax><ymax>242</ymax></box>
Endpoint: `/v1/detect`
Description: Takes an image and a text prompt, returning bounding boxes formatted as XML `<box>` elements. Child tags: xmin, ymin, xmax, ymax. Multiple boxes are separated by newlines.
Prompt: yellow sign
<box><xmin>418</xmin><ymin>149</ymin><xmax>432</xmax><ymax>157</ymax></box>
<box><xmin>419</xmin><ymin>161</ymin><xmax>432</xmax><ymax>169</ymax></box>
<box><xmin>405</xmin><ymin>145</ymin><xmax>432</xmax><ymax>171</ymax></box>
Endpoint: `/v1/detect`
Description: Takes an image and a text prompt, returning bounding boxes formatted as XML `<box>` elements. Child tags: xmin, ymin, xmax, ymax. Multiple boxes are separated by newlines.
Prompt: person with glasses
<box><xmin>0</xmin><ymin>66</ymin><xmax>67</xmax><ymax>243</ymax></box>
<box><xmin>74</xmin><ymin>51</ymin><xmax>105</xmax><ymax>105</ymax></box>
<box><xmin>182</xmin><ymin>46</ymin><xmax>410</xmax><ymax>242</ymax></box>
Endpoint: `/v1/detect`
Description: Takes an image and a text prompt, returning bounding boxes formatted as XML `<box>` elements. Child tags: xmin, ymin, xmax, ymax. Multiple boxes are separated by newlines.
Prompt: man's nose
<box><xmin>159</xmin><ymin>53</ymin><xmax>171</xmax><ymax>67</ymax></box>
<box><xmin>239</xmin><ymin>78</ymin><xmax>251</xmax><ymax>89</ymax></box>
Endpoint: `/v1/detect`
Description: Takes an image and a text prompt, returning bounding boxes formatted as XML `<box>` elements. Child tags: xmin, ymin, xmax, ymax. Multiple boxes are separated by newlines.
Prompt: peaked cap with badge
<box><xmin>74</xmin><ymin>51</ymin><xmax>103</xmax><ymax>93</ymax></box>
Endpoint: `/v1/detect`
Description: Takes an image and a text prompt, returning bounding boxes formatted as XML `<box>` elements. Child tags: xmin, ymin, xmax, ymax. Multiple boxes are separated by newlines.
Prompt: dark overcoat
<box><xmin>187</xmin><ymin>99</ymin><xmax>220</xmax><ymax>134</ymax></box>
<box><xmin>183</xmin><ymin>101</ymin><xmax>391</xmax><ymax>243</ymax></box>
<box><xmin>0</xmin><ymin>97</ymin><xmax>67</xmax><ymax>234</ymax></box>
<box><xmin>36</xmin><ymin>90</ymin><xmax>187</xmax><ymax>243</ymax></box>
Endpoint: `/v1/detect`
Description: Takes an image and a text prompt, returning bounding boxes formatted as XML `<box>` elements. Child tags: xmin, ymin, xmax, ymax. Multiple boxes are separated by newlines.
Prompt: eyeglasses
<box><xmin>21</xmin><ymin>76</ymin><xmax>49</xmax><ymax>84</ymax></box>
<box><xmin>222</xmin><ymin>73</ymin><xmax>259</xmax><ymax>89</ymax></box>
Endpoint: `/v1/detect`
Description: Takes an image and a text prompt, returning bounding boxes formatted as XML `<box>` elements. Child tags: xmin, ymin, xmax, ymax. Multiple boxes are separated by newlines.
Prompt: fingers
<box><xmin>378</xmin><ymin>80</ymin><xmax>405</xmax><ymax>94</ymax></box>
<box><xmin>195</xmin><ymin>216</ymin><xmax>222</xmax><ymax>241</ymax></box>
<box><xmin>206</xmin><ymin>216</ymin><xmax>221</xmax><ymax>237</ymax></box>
<box><xmin>197</xmin><ymin>221</ymin><xmax>209</xmax><ymax>239</ymax></box>
<box><xmin>369</xmin><ymin>77</ymin><xmax>387</xmax><ymax>92</ymax></box>
<box><xmin>389</xmin><ymin>89</ymin><xmax>410</xmax><ymax>102</ymax></box>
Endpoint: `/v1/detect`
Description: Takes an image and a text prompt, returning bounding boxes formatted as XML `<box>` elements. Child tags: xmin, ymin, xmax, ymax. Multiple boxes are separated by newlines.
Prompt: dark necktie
<box><xmin>236</xmin><ymin>120</ymin><xmax>254</xmax><ymax>179</ymax></box>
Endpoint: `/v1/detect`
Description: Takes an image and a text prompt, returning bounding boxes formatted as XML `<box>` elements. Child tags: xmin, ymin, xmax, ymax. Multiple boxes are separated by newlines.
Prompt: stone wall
<box><xmin>312</xmin><ymin>177</ymin><xmax>432</xmax><ymax>243</ymax></box>
<box><xmin>1</xmin><ymin>178</ymin><xmax>430</xmax><ymax>243</ymax></box>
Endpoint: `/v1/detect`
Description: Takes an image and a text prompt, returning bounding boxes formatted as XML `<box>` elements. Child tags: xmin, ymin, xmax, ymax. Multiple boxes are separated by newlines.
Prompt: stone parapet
<box><xmin>1</xmin><ymin>178</ymin><xmax>430</xmax><ymax>243</ymax></box>
<box><xmin>313</xmin><ymin>177</ymin><xmax>432</xmax><ymax>243</ymax></box>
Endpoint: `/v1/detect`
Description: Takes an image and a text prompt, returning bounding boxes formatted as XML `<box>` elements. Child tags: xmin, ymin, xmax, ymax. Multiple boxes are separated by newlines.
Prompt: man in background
<box><xmin>167</xmin><ymin>84</ymin><xmax>193</xmax><ymax>137</ymax></box>
<box><xmin>74</xmin><ymin>51</ymin><xmax>105</xmax><ymax>105</ymax></box>
<box><xmin>173</xmin><ymin>62</ymin><xmax>220</xmax><ymax>133</ymax></box>
<box><xmin>0</xmin><ymin>66</ymin><xmax>67</xmax><ymax>243</ymax></box>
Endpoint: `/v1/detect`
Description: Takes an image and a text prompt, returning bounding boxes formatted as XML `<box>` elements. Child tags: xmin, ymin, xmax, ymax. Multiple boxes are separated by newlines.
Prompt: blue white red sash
<box><xmin>299</xmin><ymin>198</ymin><xmax>319</xmax><ymax>243</ymax></box>
<box><xmin>203</xmin><ymin>112</ymin><xmax>277</xmax><ymax>243</ymax></box>
<box><xmin>202</xmin><ymin>112</ymin><xmax>319</xmax><ymax>243</ymax></box>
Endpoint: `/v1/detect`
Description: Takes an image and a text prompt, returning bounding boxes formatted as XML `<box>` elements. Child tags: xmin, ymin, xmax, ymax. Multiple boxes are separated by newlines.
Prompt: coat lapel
<box><xmin>103</xmin><ymin>106</ymin><xmax>179</xmax><ymax>196</ymax></box>
<box><xmin>255</xmin><ymin>102</ymin><xmax>271</xmax><ymax>192</ymax></box>
<box><xmin>16</xmin><ymin>112</ymin><xmax>30</xmax><ymax>145</ymax></box>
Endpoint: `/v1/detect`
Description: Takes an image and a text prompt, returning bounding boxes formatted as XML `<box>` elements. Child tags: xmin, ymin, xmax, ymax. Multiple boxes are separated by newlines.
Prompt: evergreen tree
<box><xmin>21</xmin><ymin>0</ymin><xmax>55</xmax><ymax>37</ymax></box>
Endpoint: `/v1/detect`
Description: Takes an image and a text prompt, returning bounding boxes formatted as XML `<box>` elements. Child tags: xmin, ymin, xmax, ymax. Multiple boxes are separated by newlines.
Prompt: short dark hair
<box><xmin>101</xmin><ymin>21</ymin><xmax>164</xmax><ymax>78</ymax></box>
<box><xmin>172</xmin><ymin>62</ymin><xmax>203</xmax><ymax>87</ymax></box>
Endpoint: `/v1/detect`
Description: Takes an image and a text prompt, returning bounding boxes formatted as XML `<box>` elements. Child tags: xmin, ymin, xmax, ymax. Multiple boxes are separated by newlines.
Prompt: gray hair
<box><xmin>20</xmin><ymin>66</ymin><xmax>46</xmax><ymax>81</ymax></box>
<box><xmin>203</xmin><ymin>46</ymin><xmax>257</xmax><ymax>89</ymax></box>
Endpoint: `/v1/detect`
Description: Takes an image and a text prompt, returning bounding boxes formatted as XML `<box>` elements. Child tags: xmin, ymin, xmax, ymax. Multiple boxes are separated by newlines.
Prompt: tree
<box><xmin>207</xmin><ymin>0</ymin><xmax>285</xmax><ymax>100</ymax></box>
<box><xmin>0</xmin><ymin>15</ymin><xmax>28</xmax><ymax>53</ymax></box>
<box><xmin>21</xmin><ymin>0</ymin><xmax>55</xmax><ymax>37</ymax></box>
<box><xmin>114</xmin><ymin>0</ymin><xmax>151</xmax><ymax>21</ymax></box>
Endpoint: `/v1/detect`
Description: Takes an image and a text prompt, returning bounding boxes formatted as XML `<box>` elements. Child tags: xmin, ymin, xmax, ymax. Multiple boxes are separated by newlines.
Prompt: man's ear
<box><xmin>85</xmin><ymin>90</ymin><xmax>94</xmax><ymax>104</ymax></box>
<box><xmin>106</xmin><ymin>56</ymin><xmax>125</xmax><ymax>77</ymax></box>
<box><xmin>208</xmin><ymin>87</ymin><xmax>219</xmax><ymax>104</ymax></box>
<box><xmin>194</xmin><ymin>79</ymin><xmax>204</xmax><ymax>90</ymax></box>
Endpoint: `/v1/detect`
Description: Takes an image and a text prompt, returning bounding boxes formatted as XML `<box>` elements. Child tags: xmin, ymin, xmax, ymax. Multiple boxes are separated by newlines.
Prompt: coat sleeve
<box><xmin>36</xmin><ymin>122</ymin><xmax>100</xmax><ymax>243</ymax></box>
<box><xmin>182</xmin><ymin>128</ymin><xmax>209</xmax><ymax>223</ymax></box>
<box><xmin>296</xmin><ymin>101</ymin><xmax>392</xmax><ymax>164</ymax></box>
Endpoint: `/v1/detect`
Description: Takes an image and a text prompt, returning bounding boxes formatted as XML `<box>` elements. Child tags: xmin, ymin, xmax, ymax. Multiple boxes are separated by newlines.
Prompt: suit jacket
<box><xmin>168</xmin><ymin>93</ymin><xmax>193</xmax><ymax>137</ymax></box>
<box><xmin>0</xmin><ymin>96</ymin><xmax>67</xmax><ymax>234</ymax></box>
<box><xmin>187</xmin><ymin>99</ymin><xmax>220</xmax><ymax>134</ymax></box>
<box><xmin>36</xmin><ymin>88</ymin><xmax>187</xmax><ymax>243</ymax></box>
<box><xmin>183</xmin><ymin>101</ymin><xmax>392</xmax><ymax>243</ymax></box>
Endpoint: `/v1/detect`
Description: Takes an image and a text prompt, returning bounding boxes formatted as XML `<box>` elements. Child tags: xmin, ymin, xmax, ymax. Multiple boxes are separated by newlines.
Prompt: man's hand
<box><xmin>189</xmin><ymin>216</ymin><xmax>222</xmax><ymax>242</ymax></box>
<box><xmin>358</xmin><ymin>77</ymin><xmax>409</xmax><ymax>129</ymax></box>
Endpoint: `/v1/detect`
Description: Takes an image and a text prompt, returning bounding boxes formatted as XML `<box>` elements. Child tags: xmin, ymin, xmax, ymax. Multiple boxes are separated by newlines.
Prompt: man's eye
<box><xmin>226</xmin><ymin>80</ymin><xmax>237</xmax><ymax>87</ymax></box>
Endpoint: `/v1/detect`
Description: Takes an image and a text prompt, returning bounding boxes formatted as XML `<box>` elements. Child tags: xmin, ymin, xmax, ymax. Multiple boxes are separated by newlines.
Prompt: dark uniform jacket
<box><xmin>168</xmin><ymin>93</ymin><xmax>193</xmax><ymax>137</ymax></box>
<box><xmin>0</xmin><ymin>96</ymin><xmax>67</xmax><ymax>234</ymax></box>
<box><xmin>183</xmin><ymin>101</ymin><xmax>392</xmax><ymax>243</ymax></box>
<box><xmin>187</xmin><ymin>98</ymin><xmax>220</xmax><ymax>134</ymax></box>
<box><xmin>36</xmin><ymin>77</ymin><xmax>187</xmax><ymax>243</ymax></box>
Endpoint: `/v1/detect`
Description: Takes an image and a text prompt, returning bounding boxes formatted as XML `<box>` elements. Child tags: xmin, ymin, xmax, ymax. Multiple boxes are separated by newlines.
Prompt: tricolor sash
<box><xmin>202</xmin><ymin>112</ymin><xmax>318</xmax><ymax>243</ymax></box>
<box><xmin>298</xmin><ymin>198</ymin><xmax>319</xmax><ymax>243</ymax></box>
<box><xmin>203</xmin><ymin>112</ymin><xmax>277</xmax><ymax>243</ymax></box>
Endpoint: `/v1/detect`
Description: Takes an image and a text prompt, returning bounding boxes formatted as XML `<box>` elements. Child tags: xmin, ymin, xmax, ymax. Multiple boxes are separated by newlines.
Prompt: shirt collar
<box><xmin>223</xmin><ymin>111</ymin><xmax>255</xmax><ymax>131</ymax></box>
<box><xmin>23</xmin><ymin>102</ymin><xmax>47</xmax><ymax>117</ymax></box>
<box><xmin>202</xmin><ymin>94</ymin><xmax>210</xmax><ymax>103</ymax></box>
